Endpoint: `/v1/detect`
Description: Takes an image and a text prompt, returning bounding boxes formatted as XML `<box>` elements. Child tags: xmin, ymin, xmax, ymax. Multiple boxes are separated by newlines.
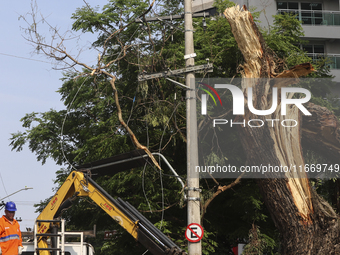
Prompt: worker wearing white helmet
<box><xmin>0</xmin><ymin>202</ymin><xmax>23</xmax><ymax>255</ymax></box>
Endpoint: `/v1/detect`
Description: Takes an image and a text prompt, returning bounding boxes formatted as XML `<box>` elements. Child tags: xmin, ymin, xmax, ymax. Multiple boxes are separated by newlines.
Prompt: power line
<box><xmin>60</xmin><ymin>76</ymin><xmax>90</xmax><ymax>170</ymax></box>
<box><xmin>0</xmin><ymin>52</ymin><xmax>52</xmax><ymax>64</ymax></box>
<box><xmin>14</xmin><ymin>201</ymin><xmax>39</xmax><ymax>205</ymax></box>
<box><xmin>0</xmin><ymin>173</ymin><xmax>8</xmax><ymax>200</ymax></box>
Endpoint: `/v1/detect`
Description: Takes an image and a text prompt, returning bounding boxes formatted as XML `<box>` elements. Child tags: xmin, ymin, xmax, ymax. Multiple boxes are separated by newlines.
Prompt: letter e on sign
<box><xmin>185</xmin><ymin>223</ymin><xmax>204</xmax><ymax>243</ymax></box>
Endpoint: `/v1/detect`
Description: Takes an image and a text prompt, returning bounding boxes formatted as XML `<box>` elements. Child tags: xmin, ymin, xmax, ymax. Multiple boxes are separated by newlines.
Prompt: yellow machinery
<box><xmin>35</xmin><ymin>170</ymin><xmax>186</xmax><ymax>255</ymax></box>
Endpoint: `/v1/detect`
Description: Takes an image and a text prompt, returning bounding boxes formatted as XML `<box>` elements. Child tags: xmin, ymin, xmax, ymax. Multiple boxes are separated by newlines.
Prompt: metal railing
<box><xmin>278</xmin><ymin>9</ymin><xmax>340</xmax><ymax>26</ymax></box>
<box><xmin>307</xmin><ymin>53</ymin><xmax>340</xmax><ymax>69</ymax></box>
<box><xmin>34</xmin><ymin>219</ymin><xmax>84</xmax><ymax>255</ymax></box>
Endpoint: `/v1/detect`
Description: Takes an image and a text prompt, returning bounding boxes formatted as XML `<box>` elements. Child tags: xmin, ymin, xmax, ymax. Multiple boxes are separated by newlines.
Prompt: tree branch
<box><xmin>202</xmin><ymin>173</ymin><xmax>245</xmax><ymax>219</ymax></box>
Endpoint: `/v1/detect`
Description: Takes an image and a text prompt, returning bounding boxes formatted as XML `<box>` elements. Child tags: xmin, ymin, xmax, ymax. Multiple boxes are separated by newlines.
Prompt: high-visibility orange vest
<box><xmin>0</xmin><ymin>216</ymin><xmax>22</xmax><ymax>255</ymax></box>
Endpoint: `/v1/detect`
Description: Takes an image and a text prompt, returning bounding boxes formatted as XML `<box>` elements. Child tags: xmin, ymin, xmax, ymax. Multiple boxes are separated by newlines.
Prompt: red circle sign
<box><xmin>185</xmin><ymin>223</ymin><xmax>204</xmax><ymax>242</ymax></box>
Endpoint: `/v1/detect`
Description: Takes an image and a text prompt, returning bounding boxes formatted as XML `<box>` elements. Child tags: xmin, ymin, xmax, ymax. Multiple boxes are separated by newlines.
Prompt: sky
<box><xmin>0</xmin><ymin>0</ymin><xmax>108</xmax><ymax>231</ymax></box>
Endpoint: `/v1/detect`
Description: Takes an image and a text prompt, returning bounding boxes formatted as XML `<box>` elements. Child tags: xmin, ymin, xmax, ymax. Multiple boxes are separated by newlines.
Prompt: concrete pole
<box><xmin>184</xmin><ymin>0</ymin><xmax>201</xmax><ymax>254</ymax></box>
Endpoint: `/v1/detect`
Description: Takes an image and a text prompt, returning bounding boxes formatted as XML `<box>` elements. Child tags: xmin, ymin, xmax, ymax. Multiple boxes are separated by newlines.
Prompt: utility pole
<box><xmin>184</xmin><ymin>0</ymin><xmax>201</xmax><ymax>254</ymax></box>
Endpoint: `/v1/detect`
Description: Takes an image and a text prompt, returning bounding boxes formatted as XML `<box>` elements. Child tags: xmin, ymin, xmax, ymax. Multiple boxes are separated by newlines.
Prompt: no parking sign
<box><xmin>185</xmin><ymin>223</ymin><xmax>204</xmax><ymax>243</ymax></box>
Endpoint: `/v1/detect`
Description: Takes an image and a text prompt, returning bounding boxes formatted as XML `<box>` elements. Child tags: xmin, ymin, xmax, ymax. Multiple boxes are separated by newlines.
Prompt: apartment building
<box><xmin>192</xmin><ymin>0</ymin><xmax>340</xmax><ymax>82</ymax></box>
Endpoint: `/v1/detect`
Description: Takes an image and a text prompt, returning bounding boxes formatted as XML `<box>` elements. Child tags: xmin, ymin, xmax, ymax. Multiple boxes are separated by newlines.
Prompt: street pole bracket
<box><xmin>185</xmin><ymin>187</ymin><xmax>202</xmax><ymax>192</ymax></box>
<box><xmin>186</xmin><ymin>197</ymin><xmax>201</xmax><ymax>201</ymax></box>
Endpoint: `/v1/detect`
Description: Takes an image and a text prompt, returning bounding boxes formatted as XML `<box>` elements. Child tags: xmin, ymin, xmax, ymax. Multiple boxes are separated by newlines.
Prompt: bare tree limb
<box><xmin>201</xmin><ymin>173</ymin><xmax>245</xmax><ymax>219</ymax></box>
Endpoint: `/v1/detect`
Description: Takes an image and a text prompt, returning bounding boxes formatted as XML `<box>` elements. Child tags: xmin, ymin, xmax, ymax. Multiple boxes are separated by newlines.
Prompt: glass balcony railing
<box><xmin>278</xmin><ymin>9</ymin><xmax>340</xmax><ymax>26</ymax></box>
<box><xmin>307</xmin><ymin>53</ymin><xmax>340</xmax><ymax>69</ymax></box>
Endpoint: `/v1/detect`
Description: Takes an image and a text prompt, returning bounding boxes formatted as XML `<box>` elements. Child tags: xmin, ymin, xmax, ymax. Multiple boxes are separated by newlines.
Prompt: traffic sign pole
<box><xmin>184</xmin><ymin>0</ymin><xmax>201</xmax><ymax>253</ymax></box>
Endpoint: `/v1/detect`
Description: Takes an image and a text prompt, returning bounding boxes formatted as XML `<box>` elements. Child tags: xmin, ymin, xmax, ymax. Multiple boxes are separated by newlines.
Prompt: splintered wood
<box><xmin>224</xmin><ymin>6</ymin><xmax>262</xmax><ymax>78</ymax></box>
<box><xmin>224</xmin><ymin>5</ymin><xmax>313</xmax><ymax>219</ymax></box>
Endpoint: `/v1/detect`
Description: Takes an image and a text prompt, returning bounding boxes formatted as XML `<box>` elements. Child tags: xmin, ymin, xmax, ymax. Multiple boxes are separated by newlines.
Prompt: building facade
<box><xmin>192</xmin><ymin>0</ymin><xmax>340</xmax><ymax>81</ymax></box>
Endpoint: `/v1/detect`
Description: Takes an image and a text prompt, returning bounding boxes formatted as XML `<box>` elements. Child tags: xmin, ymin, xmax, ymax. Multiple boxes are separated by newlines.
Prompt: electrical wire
<box><xmin>60</xmin><ymin>76</ymin><xmax>90</xmax><ymax>170</ymax></box>
<box><xmin>158</xmin><ymin>101</ymin><xmax>182</xmax><ymax>153</ymax></box>
<box><xmin>133</xmin><ymin>27</ymin><xmax>155</xmax><ymax>218</ymax></box>
<box><xmin>142</xmin><ymin>101</ymin><xmax>184</xmax><ymax>233</ymax></box>
<box><xmin>126</xmin><ymin>90</ymin><xmax>138</xmax><ymax>126</ymax></box>
<box><xmin>155</xmin><ymin>101</ymin><xmax>183</xmax><ymax>232</ymax></box>
<box><xmin>106</xmin><ymin>12</ymin><xmax>182</xmax><ymax>248</ymax></box>
<box><xmin>0</xmin><ymin>52</ymin><xmax>53</xmax><ymax>64</ymax></box>
<box><xmin>142</xmin><ymin>110</ymin><xmax>152</xmax><ymax>214</ymax></box>
<box><xmin>117</xmin><ymin>27</ymin><xmax>142</xmax><ymax>127</ymax></box>
<box><xmin>0</xmin><ymin>173</ymin><xmax>8</xmax><ymax>201</ymax></box>
<box><xmin>142</xmin><ymin>162</ymin><xmax>153</xmax><ymax>213</ymax></box>
<box><xmin>158</xmin><ymin>164</ymin><xmax>165</xmax><ymax>230</ymax></box>
<box><xmin>60</xmin><ymin>25</ymin><xmax>142</xmax><ymax>168</ymax></box>
<box><xmin>126</xmin><ymin>30</ymin><xmax>142</xmax><ymax>126</ymax></box>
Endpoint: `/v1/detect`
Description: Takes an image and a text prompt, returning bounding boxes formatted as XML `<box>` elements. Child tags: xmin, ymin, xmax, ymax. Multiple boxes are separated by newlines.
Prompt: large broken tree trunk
<box><xmin>224</xmin><ymin>6</ymin><xmax>340</xmax><ymax>254</ymax></box>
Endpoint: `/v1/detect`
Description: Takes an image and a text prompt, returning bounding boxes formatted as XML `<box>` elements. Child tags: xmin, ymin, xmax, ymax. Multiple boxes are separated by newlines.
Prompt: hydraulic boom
<box><xmin>36</xmin><ymin>171</ymin><xmax>186</xmax><ymax>255</ymax></box>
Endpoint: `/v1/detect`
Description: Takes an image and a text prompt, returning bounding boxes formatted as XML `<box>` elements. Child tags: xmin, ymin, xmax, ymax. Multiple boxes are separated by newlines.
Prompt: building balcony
<box><xmin>278</xmin><ymin>10</ymin><xmax>340</xmax><ymax>39</ymax></box>
<box><xmin>307</xmin><ymin>54</ymin><xmax>340</xmax><ymax>81</ymax></box>
<box><xmin>278</xmin><ymin>9</ymin><xmax>340</xmax><ymax>26</ymax></box>
<box><xmin>307</xmin><ymin>53</ymin><xmax>340</xmax><ymax>70</ymax></box>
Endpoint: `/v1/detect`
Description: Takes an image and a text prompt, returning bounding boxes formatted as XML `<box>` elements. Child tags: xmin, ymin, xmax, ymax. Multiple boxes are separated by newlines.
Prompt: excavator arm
<box><xmin>36</xmin><ymin>171</ymin><xmax>186</xmax><ymax>255</ymax></box>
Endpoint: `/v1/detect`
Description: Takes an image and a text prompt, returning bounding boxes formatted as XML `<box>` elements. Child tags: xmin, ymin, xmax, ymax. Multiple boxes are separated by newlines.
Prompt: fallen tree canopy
<box><xmin>224</xmin><ymin>5</ymin><xmax>340</xmax><ymax>254</ymax></box>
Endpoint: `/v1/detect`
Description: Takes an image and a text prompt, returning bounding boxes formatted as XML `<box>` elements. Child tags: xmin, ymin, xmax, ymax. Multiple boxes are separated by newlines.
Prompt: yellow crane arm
<box><xmin>36</xmin><ymin>171</ymin><xmax>186</xmax><ymax>255</ymax></box>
